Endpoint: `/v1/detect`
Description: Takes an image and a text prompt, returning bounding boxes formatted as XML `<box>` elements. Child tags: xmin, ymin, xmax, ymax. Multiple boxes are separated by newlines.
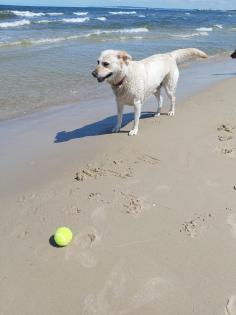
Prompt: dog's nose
<box><xmin>92</xmin><ymin>70</ymin><xmax>97</xmax><ymax>78</ymax></box>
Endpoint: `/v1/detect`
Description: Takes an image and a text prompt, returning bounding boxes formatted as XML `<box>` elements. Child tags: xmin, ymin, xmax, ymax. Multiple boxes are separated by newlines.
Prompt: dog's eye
<box><xmin>97</xmin><ymin>60</ymin><xmax>99</xmax><ymax>65</ymax></box>
<box><xmin>102</xmin><ymin>62</ymin><xmax>110</xmax><ymax>67</ymax></box>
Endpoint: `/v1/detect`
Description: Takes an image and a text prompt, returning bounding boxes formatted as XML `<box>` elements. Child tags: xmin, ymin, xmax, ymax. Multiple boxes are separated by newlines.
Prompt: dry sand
<box><xmin>1</xmin><ymin>77</ymin><xmax>236</xmax><ymax>315</ymax></box>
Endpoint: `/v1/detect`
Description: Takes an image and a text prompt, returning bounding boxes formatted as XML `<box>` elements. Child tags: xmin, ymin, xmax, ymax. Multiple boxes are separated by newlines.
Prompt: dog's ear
<box><xmin>117</xmin><ymin>51</ymin><xmax>132</xmax><ymax>64</ymax></box>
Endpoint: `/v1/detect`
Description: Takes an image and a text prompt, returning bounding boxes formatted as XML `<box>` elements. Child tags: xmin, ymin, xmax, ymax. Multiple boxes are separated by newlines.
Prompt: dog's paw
<box><xmin>112</xmin><ymin>126</ymin><xmax>121</xmax><ymax>133</ymax></box>
<box><xmin>129</xmin><ymin>129</ymin><xmax>138</xmax><ymax>136</ymax></box>
<box><xmin>168</xmin><ymin>111</ymin><xmax>175</xmax><ymax>116</ymax></box>
<box><xmin>154</xmin><ymin>112</ymin><xmax>161</xmax><ymax>117</ymax></box>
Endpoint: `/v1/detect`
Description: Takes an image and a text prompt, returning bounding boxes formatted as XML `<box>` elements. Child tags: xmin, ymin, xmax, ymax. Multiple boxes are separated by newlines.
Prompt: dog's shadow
<box><xmin>54</xmin><ymin>111</ymin><xmax>156</xmax><ymax>143</ymax></box>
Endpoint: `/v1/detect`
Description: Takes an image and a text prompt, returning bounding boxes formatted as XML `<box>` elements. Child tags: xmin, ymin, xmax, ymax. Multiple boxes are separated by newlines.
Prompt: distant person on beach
<box><xmin>231</xmin><ymin>50</ymin><xmax>236</xmax><ymax>58</ymax></box>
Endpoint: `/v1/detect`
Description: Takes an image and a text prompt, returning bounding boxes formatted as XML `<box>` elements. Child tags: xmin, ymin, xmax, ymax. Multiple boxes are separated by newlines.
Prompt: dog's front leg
<box><xmin>129</xmin><ymin>101</ymin><xmax>142</xmax><ymax>136</ymax></box>
<box><xmin>112</xmin><ymin>101</ymin><xmax>124</xmax><ymax>133</ymax></box>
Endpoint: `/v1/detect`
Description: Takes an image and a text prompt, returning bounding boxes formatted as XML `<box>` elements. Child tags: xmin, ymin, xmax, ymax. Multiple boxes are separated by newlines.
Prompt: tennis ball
<box><xmin>54</xmin><ymin>226</ymin><xmax>73</xmax><ymax>247</ymax></box>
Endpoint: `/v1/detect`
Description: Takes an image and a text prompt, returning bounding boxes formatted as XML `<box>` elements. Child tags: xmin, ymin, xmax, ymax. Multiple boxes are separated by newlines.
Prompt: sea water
<box><xmin>0</xmin><ymin>5</ymin><xmax>236</xmax><ymax>121</ymax></box>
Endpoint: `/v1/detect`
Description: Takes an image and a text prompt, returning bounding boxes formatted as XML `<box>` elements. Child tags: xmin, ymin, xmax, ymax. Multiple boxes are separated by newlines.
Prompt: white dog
<box><xmin>92</xmin><ymin>48</ymin><xmax>207</xmax><ymax>136</ymax></box>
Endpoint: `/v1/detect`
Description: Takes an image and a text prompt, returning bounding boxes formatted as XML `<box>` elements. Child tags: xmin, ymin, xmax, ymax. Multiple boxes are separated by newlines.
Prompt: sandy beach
<box><xmin>1</xmin><ymin>65</ymin><xmax>236</xmax><ymax>314</ymax></box>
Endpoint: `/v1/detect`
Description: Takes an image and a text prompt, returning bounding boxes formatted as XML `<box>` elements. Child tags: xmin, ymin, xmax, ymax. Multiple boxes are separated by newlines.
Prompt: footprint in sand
<box><xmin>214</xmin><ymin>146</ymin><xmax>234</xmax><ymax>158</ymax></box>
<box><xmin>217</xmin><ymin>124</ymin><xmax>235</xmax><ymax>134</ymax></box>
<box><xmin>120</xmin><ymin>192</ymin><xmax>142</xmax><ymax>215</ymax></box>
<box><xmin>82</xmin><ymin>261</ymin><xmax>127</xmax><ymax>315</ymax></box>
<box><xmin>180</xmin><ymin>213</ymin><xmax>213</xmax><ymax>238</ymax></box>
<box><xmin>216</xmin><ymin>123</ymin><xmax>235</xmax><ymax>157</ymax></box>
<box><xmin>225</xmin><ymin>296</ymin><xmax>236</xmax><ymax>315</ymax></box>
<box><xmin>87</xmin><ymin>192</ymin><xmax>111</xmax><ymax>205</ymax></box>
<box><xmin>65</xmin><ymin>207</ymin><xmax>107</xmax><ymax>268</ymax></box>
<box><xmin>107</xmin><ymin>160</ymin><xmax>133</xmax><ymax>179</ymax></box>
<box><xmin>218</xmin><ymin>135</ymin><xmax>233</xmax><ymax>142</ymax></box>
<box><xmin>65</xmin><ymin>226</ymin><xmax>99</xmax><ymax>268</ymax></box>
<box><xmin>221</xmin><ymin>148</ymin><xmax>234</xmax><ymax>157</ymax></box>
<box><xmin>137</xmin><ymin>154</ymin><xmax>160</xmax><ymax>165</ymax></box>
<box><xmin>75</xmin><ymin>160</ymin><xmax>133</xmax><ymax>182</ymax></box>
<box><xmin>129</xmin><ymin>277</ymin><xmax>168</xmax><ymax>310</ymax></box>
<box><xmin>91</xmin><ymin>207</ymin><xmax>107</xmax><ymax>231</ymax></box>
<box><xmin>82</xmin><ymin>261</ymin><xmax>169</xmax><ymax>315</ymax></box>
<box><xmin>75</xmin><ymin>165</ymin><xmax>106</xmax><ymax>181</ymax></box>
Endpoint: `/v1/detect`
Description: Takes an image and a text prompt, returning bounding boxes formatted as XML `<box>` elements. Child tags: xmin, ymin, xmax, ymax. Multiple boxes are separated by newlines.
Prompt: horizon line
<box><xmin>0</xmin><ymin>3</ymin><xmax>235</xmax><ymax>11</ymax></box>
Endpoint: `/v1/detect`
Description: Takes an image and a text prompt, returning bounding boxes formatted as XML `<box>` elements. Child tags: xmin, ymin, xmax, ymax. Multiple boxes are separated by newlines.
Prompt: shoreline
<box><xmin>0</xmin><ymin>54</ymin><xmax>235</xmax><ymax>124</ymax></box>
<box><xmin>0</xmin><ymin>56</ymin><xmax>236</xmax><ymax>199</ymax></box>
<box><xmin>1</xmin><ymin>74</ymin><xmax>236</xmax><ymax>314</ymax></box>
<box><xmin>0</xmin><ymin>56</ymin><xmax>235</xmax><ymax>196</ymax></box>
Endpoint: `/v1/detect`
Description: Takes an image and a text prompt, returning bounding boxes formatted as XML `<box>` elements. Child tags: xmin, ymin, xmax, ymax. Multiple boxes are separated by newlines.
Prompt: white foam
<box><xmin>95</xmin><ymin>17</ymin><xmax>107</xmax><ymax>21</ymax></box>
<box><xmin>73</xmin><ymin>12</ymin><xmax>88</xmax><ymax>16</ymax></box>
<box><xmin>199</xmin><ymin>32</ymin><xmax>209</xmax><ymax>36</ymax></box>
<box><xmin>109</xmin><ymin>11</ymin><xmax>136</xmax><ymax>15</ymax></box>
<box><xmin>0</xmin><ymin>40</ymin><xmax>22</xmax><ymax>47</ymax></box>
<box><xmin>0</xmin><ymin>19</ymin><xmax>31</xmax><ymax>28</ymax></box>
<box><xmin>173</xmin><ymin>32</ymin><xmax>208</xmax><ymax>39</ymax></box>
<box><xmin>214</xmin><ymin>24</ymin><xmax>223</xmax><ymax>29</ymax></box>
<box><xmin>62</xmin><ymin>17</ymin><xmax>90</xmax><ymax>23</ymax></box>
<box><xmin>119</xmin><ymin>35</ymin><xmax>143</xmax><ymax>40</ymax></box>
<box><xmin>47</xmin><ymin>12</ymin><xmax>64</xmax><ymax>16</ymax></box>
<box><xmin>185</xmin><ymin>12</ymin><xmax>191</xmax><ymax>15</ymax></box>
<box><xmin>0</xmin><ymin>36</ymin><xmax>76</xmax><ymax>47</ymax></box>
<box><xmin>94</xmin><ymin>27</ymin><xmax>149</xmax><ymax>34</ymax></box>
<box><xmin>138</xmin><ymin>15</ymin><xmax>145</xmax><ymax>18</ymax></box>
<box><xmin>30</xmin><ymin>37</ymin><xmax>67</xmax><ymax>44</ymax></box>
<box><xmin>0</xmin><ymin>32</ymin><xmax>144</xmax><ymax>48</ymax></box>
<box><xmin>196</xmin><ymin>27</ymin><xmax>213</xmax><ymax>32</ymax></box>
<box><xmin>0</xmin><ymin>28</ymin><xmax>148</xmax><ymax>48</ymax></box>
<box><xmin>36</xmin><ymin>20</ymin><xmax>52</xmax><ymax>24</ymax></box>
<box><xmin>11</xmin><ymin>10</ymin><xmax>45</xmax><ymax>17</ymax></box>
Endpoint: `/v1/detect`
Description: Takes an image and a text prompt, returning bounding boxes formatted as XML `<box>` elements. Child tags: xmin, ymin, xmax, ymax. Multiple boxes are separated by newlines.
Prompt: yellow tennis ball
<box><xmin>54</xmin><ymin>227</ymin><xmax>73</xmax><ymax>247</ymax></box>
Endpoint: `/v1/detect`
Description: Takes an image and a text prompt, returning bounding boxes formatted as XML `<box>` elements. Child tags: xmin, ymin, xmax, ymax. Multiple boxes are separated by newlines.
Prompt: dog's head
<box><xmin>231</xmin><ymin>50</ymin><xmax>236</xmax><ymax>59</ymax></box>
<box><xmin>92</xmin><ymin>49</ymin><xmax>132</xmax><ymax>83</ymax></box>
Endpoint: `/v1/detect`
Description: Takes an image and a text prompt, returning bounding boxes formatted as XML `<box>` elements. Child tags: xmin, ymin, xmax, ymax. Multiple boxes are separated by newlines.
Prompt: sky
<box><xmin>0</xmin><ymin>0</ymin><xmax>236</xmax><ymax>10</ymax></box>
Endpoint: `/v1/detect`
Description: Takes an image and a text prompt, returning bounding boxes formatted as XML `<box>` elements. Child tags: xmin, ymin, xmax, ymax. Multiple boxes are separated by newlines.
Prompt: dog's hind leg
<box><xmin>154</xmin><ymin>86</ymin><xmax>163</xmax><ymax>117</ymax></box>
<box><xmin>163</xmin><ymin>68</ymin><xmax>179</xmax><ymax>116</ymax></box>
<box><xmin>165</xmin><ymin>86</ymin><xmax>176</xmax><ymax>117</ymax></box>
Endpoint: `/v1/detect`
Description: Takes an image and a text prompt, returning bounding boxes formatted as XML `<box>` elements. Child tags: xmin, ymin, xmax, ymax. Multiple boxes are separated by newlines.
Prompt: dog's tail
<box><xmin>170</xmin><ymin>48</ymin><xmax>208</xmax><ymax>63</ymax></box>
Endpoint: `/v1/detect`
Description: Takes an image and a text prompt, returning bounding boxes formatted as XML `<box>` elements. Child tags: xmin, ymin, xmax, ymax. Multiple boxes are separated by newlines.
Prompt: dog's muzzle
<box><xmin>91</xmin><ymin>71</ymin><xmax>113</xmax><ymax>83</ymax></box>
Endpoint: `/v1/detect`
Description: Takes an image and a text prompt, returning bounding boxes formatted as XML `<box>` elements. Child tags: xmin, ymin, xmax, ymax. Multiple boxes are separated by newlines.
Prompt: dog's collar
<box><xmin>112</xmin><ymin>76</ymin><xmax>126</xmax><ymax>88</ymax></box>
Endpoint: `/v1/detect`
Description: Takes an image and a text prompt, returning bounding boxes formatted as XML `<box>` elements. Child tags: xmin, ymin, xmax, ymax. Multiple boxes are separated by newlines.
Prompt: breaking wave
<box><xmin>196</xmin><ymin>27</ymin><xmax>213</xmax><ymax>32</ymax></box>
<box><xmin>73</xmin><ymin>12</ymin><xmax>88</xmax><ymax>16</ymax></box>
<box><xmin>36</xmin><ymin>20</ymin><xmax>53</xmax><ymax>24</ymax></box>
<box><xmin>213</xmin><ymin>24</ymin><xmax>223</xmax><ymax>29</ymax></box>
<box><xmin>62</xmin><ymin>17</ymin><xmax>90</xmax><ymax>23</ymax></box>
<box><xmin>95</xmin><ymin>27</ymin><xmax>149</xmax><ymax>34</ymax></box>
<box><xmin>109</xmin><ymin>11</ymin><xmax>136</xmax><ymax>15</ymax></box>
<box><xmin>0</xmin><ymin>28</ymin><xmax>149</xmax><ymax>47</ymax></box>
<box><xmin>0</xmin><ymin>19</ymin><xmax>31</xmax><ymax>28</ymax></box>
<box><xmin>47</xmin><ymin>12</ymin><xmax>64</xmax><ymax>16</ymax></box>
<box><xmin>172</xmin><ymin>32</ymin><xmax>209</xmax><ymax>39</ymax></box>
<box><xmin>95</xmin><ymin>17</ymin><xmax>107</xmax><ymax>21</ymax></box>
<box><xmin>11</xmin><ymin>10</ymin><xmax>45</xmax><ymax>17</ymax></box>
